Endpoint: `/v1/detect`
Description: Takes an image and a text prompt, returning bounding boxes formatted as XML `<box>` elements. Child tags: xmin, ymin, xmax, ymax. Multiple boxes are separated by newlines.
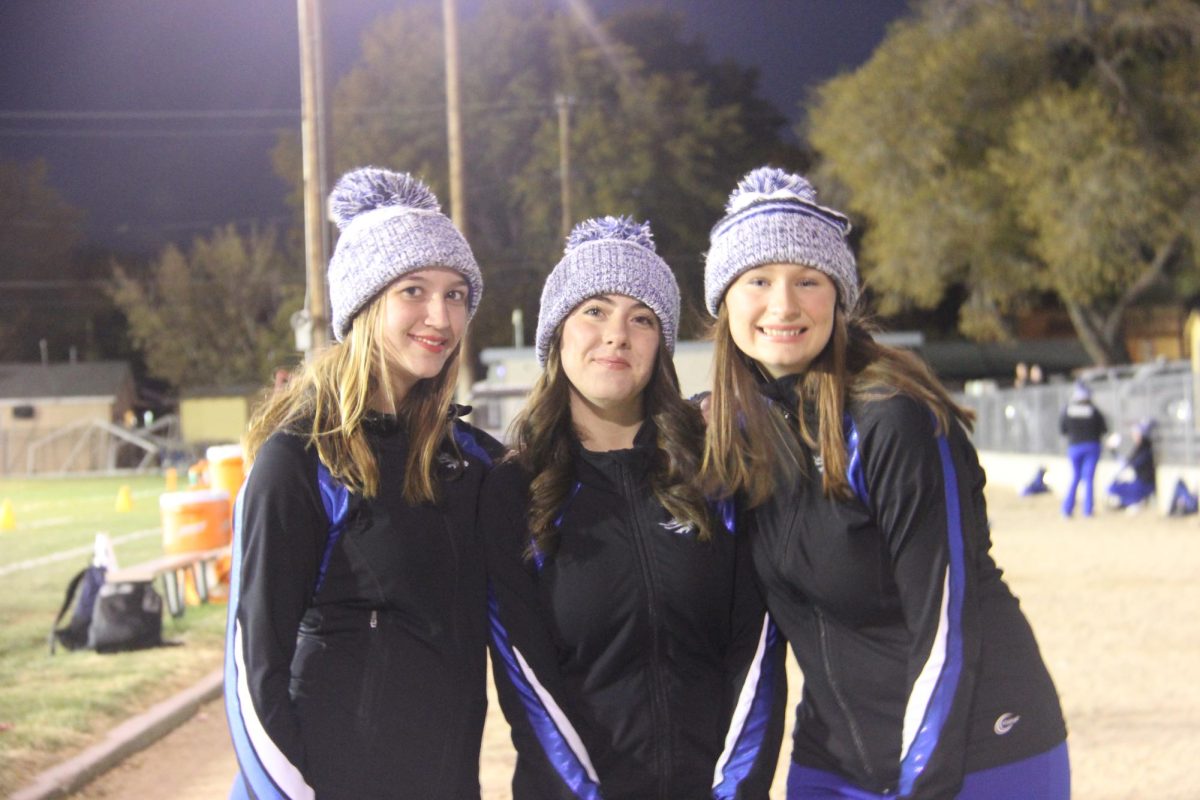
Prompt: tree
<box><xmin>273</xmin><ymin>1</ymin><xmax>796</xmax><ymax>351</ymax></box>
<box><xmin>808</xmin><ymin>0</ymin><xmax>1200</xmax><ymax>365</ymax></box>
<box><xmin>0</xmin><ymin>159</ymin><xmax>87</xmax><ymax>360</ymax></box>
<box><xmin>110</xmin><ymin>225</ymin><xmax>302</xmax><ymax>388</ymax></box>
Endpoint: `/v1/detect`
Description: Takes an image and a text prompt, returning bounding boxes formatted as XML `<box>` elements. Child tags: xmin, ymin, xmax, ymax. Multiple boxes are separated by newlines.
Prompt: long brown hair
<box><xmin>244</xmin><ymin>292</ymin><xmax>461</xmax><ymax>505</ymax></box>
<box><xmin>701</xmin><ymin>303</ymin><xmax>974</xmax><ymax>507</ymax></box>
<box><xmin>510</xmin><ymin>333</ymin><xmax>715</xmax><ymax>558</ymax></box>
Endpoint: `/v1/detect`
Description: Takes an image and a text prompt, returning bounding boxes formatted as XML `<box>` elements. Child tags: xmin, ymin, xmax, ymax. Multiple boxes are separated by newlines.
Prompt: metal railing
<box><xmin>956</xmin><ymin>361</ymin><xmax>1197</xmax><ymax>465</ymax></box>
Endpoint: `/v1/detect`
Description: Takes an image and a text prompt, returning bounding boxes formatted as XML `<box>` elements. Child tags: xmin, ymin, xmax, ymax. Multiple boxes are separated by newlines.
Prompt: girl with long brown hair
<box><xmin>701</xmin><ymin>167</ymin><xmax>1069</xmax><ymax>799</ymax></box>
<box><xmin>224</xmin><ymin>167</ymin><xmax>503</xmax><ymax>799</ymax></box>
<box><xmin>484</xmin><ymin>217</ymin><xmax>784</xmax><ymax>799</ymax></box>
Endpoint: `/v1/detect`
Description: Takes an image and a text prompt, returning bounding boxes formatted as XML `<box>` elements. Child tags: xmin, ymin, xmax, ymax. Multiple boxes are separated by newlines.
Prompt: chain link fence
<box><xmin>956</xmin><ymin>360</ymin><xmax>1197</xmax><ymax>465</ymax></box>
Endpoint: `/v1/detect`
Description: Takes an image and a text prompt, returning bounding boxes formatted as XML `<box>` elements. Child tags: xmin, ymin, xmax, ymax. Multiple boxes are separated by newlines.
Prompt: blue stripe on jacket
<box><xmin>896</xmin><ymin>434</ymin><xmax>967</xmax><ymax>795</ymax></box>
<box><xmin>223</xmin><ymin>482</ymin><xmax>314</xmax><ymax>800</ymax></box>
<box><xmin>487</xmin><ymin>588</ymin><xmax>602</xmax><ymax>799</ymax></box>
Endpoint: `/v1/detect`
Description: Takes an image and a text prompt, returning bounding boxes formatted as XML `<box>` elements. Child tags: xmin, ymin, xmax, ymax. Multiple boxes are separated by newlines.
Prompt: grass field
<box><xmin>0</xmin><ymin>475</ymin><xmax>228</xmax><ymax>795</ymax></box>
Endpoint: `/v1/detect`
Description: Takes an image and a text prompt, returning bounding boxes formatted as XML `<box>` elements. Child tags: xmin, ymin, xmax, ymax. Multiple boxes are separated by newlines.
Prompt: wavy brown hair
<box><xmin>701</xmin><ymin>303</ymin><xmax>974</xmax><ymax>507</ymax></box>
<box><xmin>244</xmin><ymin>292</ymin><xmax>461</xmax><ymax>505</ymax></box>
<box><xmin>510</xmin><ymin>333</ymin><xmax>715</xmax><ymax>558</ymax></box>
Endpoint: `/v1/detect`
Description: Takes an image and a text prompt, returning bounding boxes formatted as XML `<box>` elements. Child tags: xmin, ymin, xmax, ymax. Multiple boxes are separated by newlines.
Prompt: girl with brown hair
<box><xmin>484</xmin><ymin>216</ymin><xmax>784</xmax><ymax>799</ymax></box>
<box><xmin>701</xmin><ymin>167</ymin><xmax>1069</xmax><ymax>799</ymax></box>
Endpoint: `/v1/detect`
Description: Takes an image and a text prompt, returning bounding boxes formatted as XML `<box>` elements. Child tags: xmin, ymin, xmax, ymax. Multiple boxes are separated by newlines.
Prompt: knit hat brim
<box><xmin>536</xmin><ymin>239</ymin><xmax>680</xmax><ymax>367</ymax></box>
<box><xmin>328</xmin><ymin>207</ymin><xmax>482</xmax><ymax>341</ymax></box>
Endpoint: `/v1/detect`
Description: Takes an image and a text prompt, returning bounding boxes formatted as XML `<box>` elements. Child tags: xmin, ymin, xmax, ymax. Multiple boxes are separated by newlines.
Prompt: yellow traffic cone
<box><xmin>115</xmin><ymin>485</ymin><xmax>134</xmax><ymax>513</ymax></box>
<box><xmin>0</xmin><ymin>498</ymin><xmax>15</xmax><ymax>531</ymax></box>
<box><xmin>165</xmin><ymin>467</ymin><xmax>178</xmax><ymax>492</ymax></box>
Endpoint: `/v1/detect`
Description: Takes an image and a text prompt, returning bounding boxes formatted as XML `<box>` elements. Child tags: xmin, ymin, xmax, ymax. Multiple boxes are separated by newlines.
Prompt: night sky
<box><xmin>0</xmin><ymin>0</ymin><xmax>909</xmax><ymax>253</ymax></box>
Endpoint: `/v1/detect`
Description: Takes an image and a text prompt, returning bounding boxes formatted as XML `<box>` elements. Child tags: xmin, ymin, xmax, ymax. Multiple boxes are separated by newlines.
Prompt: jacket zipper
<box><xmin>816</xmin><ymin>609</ymin><xmax>876</xmax><ymax>782</ymax></box>
<box><xmin>620</xmin><ymin>463</ymin><xmax>673</xmax><ymax>799</ymax></box>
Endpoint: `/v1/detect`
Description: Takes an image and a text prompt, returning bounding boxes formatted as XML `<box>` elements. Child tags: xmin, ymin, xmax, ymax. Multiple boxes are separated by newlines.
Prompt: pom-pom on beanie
<box><xmin>326</xmin><ymin>166</ymin><xmax>483</xmax><ymax>341</ymax></box>
<box><xmin>536</xmin><ymin>215</ymin><xmax>680</xmax><ymax>367</ymax></box>
<box><xmin>704</xmin><ymin>166</ymin><xmax>858</xmax><ymax>316</ymax></box>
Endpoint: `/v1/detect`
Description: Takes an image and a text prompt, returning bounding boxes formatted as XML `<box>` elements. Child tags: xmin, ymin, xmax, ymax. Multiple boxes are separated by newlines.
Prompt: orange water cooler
<box><xmin>160</xmin><ymin>489</ymin><xmax>233</xmax><ymax>603</ymax></box>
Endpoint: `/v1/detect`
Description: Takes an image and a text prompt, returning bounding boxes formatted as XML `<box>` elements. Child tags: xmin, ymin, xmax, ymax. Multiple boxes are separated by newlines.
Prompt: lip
<box><xmin>758</xmin><ymin>325</ymin><xmax>808</xmax><ymax>341</ymax></box>
<box><xmin>409</xmin><ymin>333</ymin><xmax>449</xmax><ymax>353</ymax></box>
<box><xmin>591</xmin><ymin>356</ymin><xmax>631</xmax><ymax>369</ymax></box>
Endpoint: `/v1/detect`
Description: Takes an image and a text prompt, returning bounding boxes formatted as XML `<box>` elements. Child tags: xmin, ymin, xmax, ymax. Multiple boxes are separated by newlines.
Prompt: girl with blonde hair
<box><xmin>225</xmin><ymin>167</ymin><xmax>503</xmax><ymax>799</ymax></box>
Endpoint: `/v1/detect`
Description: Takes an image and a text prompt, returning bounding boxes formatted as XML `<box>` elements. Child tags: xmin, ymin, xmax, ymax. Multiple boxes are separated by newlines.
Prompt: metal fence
<box><xmin>956</xmin><ymin>360</ymin><xmax>1197</xmax><ymax>465</ymax></box>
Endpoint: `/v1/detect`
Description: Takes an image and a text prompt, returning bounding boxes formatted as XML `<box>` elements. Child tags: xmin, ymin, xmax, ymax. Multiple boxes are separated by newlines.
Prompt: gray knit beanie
<box><xmin>536</xmin><ymin>216</ymin><xmax>680</xmax><ymax>367</ymax></box>
<box><xmin>704</xmin><ymin>166</ymin><xmax>858</xmax><ymax>316</ymax></box>
<box><xmin>327</xmin><ymin>167</ymin><xmax>483</xmax><ymax>341</ymax></box>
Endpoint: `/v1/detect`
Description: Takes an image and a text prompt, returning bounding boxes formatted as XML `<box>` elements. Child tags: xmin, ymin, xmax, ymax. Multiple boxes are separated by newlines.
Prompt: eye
<box><xmin>745</xmin><ymin>276</ymin><xmax>769</xmax><ymax>288</ymax></box>
<box><xmin>446</xmin><ymin>288</ymin><xmax>468</xmax><ymax>303</ymax></box>
<box><xmin>632</xmin><ymin>313</ymin><xmax>658</xmax><ymax>328</ymax></box>
<box><xmin>396</xmin><ymin>284</ymin><xmax>423</xmax><ymax>298</ymax></box>
<box><xmin>580</xmin><ymin>305</ymin><xmax>604</xmax><ymax>318</ymax></box>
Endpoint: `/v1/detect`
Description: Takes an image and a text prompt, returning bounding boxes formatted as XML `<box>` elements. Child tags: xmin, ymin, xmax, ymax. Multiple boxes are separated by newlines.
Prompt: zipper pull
<box><xmin>369</xmin><ymin>610</ymin><xmax>378</xmax><ymax>629</ymax></box>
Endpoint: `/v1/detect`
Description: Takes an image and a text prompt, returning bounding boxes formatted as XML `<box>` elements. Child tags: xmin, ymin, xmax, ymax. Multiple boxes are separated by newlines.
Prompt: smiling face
<box><xmin>722</xmin><ymin>262</ymin><xmax>837</xmax><ymax>378</ymax></box>
<box><xmin>379</xmin><ymin>267</ymin><xmax>469</xmax><ymax>398</ymax></box>
<box><xmin>558</xmin><ymin>293</ymin><xmax>661</xmax><ymax>420</ymax></box>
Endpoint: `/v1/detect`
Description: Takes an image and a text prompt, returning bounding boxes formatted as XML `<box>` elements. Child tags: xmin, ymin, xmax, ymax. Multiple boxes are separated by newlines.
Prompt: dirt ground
<box><xmin>70</xmin><ymin>486</ymin><xmax>1200</xmax><ymax>799</ymax></box>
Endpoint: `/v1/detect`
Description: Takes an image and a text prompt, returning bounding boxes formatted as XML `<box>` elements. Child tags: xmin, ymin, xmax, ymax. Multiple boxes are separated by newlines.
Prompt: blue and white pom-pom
<box><xmin>565</xmin><ymin>215</ymin><xmax>656</xmax><ymax>254</ymax></box>
<box><xmin>328</xmin><ymin>166</ymin><xmax>440</xmax><ymax>231</ymax></box>
<box><xmin>726</xmin><ymin>166</ymin><xmax>817</xmax><ymax>214</ymax></box>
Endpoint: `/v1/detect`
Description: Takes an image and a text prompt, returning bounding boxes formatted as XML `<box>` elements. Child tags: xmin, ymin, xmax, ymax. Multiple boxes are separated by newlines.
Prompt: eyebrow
<box><xmin>396</xmin><ymin>274</ymin><xmax>469</xmax><ymax>288</ymax></box>
<box><xmin>584</xmin><ymin>294</ymin><xmax>652</xmax><ymax>311</ymax></box>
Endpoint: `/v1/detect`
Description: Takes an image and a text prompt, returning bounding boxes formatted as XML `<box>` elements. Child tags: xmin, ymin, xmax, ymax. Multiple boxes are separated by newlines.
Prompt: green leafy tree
<box><xmin>808</xmin><ymin>0</ymin><xmax>1200</xmax><ymax>364</ymax></box>
<box><xmin>274</xmin><ymin>1</ymin><xmax>796</xmax><ymax>351</ymax></box>
<box><xmin>0</xmin><ymin>159</ymin><xmax>86</xmax><ymax>360</ymax></box>
<box><xmin>110</xmin><ymin>225</ymin><xmax>302</xmax><ymax>388</ymax></box>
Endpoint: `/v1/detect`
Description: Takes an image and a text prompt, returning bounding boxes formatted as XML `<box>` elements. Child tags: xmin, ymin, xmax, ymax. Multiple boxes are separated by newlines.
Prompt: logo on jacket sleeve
<box><xmin>660</xmin><ymin>519</ymin><xmax>695</xmax><ymax>535</ymax></box>
<box><xmin>993</xmin><ymin>712</ymin><xmax>1021</xmax><ymax>735</ymax></box>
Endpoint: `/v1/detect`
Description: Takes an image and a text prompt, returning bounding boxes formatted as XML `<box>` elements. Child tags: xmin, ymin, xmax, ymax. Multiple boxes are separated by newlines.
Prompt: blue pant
<box><xmin>786</xmin><ymin>741</ymin><xmax>1070</xmax><ymax>799</ymax></box>
<box><xmin>1063</xmin><ymin>441</ymin><xmax>1101</xmax><ymax>517</ymax></box>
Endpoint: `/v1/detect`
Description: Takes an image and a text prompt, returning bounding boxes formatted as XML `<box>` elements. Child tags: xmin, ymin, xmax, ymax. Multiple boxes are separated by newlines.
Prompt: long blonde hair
<box><xmin>701</xmin><ymin>303</ymin><xmax>974</xmax><ymax>507</ymax></box>
<box><xmin>244</xmin><ymin>293</ymin><xmax>461</xmax><ymax>505</ymax></box>
<box><xmin>509</xmin><ymin>334</ymin><xmax>716</xmax><ymax>558</ymax></box>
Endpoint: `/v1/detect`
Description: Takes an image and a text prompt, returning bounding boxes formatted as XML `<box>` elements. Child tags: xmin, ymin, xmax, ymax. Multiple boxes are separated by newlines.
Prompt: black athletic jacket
<box><xmin>484</xmin><ymin>423</ymin><xmax>786</xmax><ymax>800</ymax></box>
<box><xmin>1059</xmin><ymin>400</ymin><xmax>1107</xmax><ymax>445</ymax></box>
<box><xmin>750</xmin><ymin>381</ymin><xmax>1066</xmax><ymax>799</ymax></box>
<box><xmin>224</xmin><ymin>414</ymin><xmax>504</xmax><ymax>799</ymax></box>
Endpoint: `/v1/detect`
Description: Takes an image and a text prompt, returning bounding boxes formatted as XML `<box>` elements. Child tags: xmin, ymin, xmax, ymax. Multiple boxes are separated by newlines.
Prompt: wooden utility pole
<box><xmin>297</xmin><ymin>0</ymin><xmax>330</xmax><ymax>358</ymax></box>
<box><xmin>556</xmin><ymin>93</ymin><xmax>573</xmax><ymax>240</ymax></box>
<box><xmin>443</xmin><ymin>0</ymin><xmax>474</xmax><ymax>393</ymax></box>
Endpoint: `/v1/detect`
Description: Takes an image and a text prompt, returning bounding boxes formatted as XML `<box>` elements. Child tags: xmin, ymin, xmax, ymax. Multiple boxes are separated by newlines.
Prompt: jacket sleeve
<box><xmin>711</xmin><ymin>499</ymin><xmax>787</xmax><ymax>800</ymax></box>
<box><xmin>482</xmin><ymin>463</ymin><xmax>604</xmax><ymax>800</ymax></box>
<box><xmin>855</xmin><ymin>396</ymin><xmax>984</xmax><ymax>799</ymax></box>
<box><xmin>223</xmin><ymin>434</ymin><xmax>326</xmax><ymax>800</ymax></box>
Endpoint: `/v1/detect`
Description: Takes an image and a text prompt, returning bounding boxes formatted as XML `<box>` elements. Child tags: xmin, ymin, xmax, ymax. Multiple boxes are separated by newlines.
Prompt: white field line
<box><xmin>0</xmin><ymin>487</ymin><xmax>162</xmax><ymax>513</ymax></box>
<box><xmin>0</xmin><ymin>527</ymin><xmax>162</xmax><ymax>577</ymax></box>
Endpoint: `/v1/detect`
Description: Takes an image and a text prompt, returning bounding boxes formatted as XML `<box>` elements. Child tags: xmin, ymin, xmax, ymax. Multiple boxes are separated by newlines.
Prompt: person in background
<box><xmin>1059</xmin><ymin>380</ymin><xmax>1108</xmax><ymax>518</ymax></box>
<box><xmin>700</xmin><ymin>166</ymin><xmax>1070</xmax><ymax>799</ymax></box>
<box><xmin>1106</xmin><ymin>418</ymin><xmax>1157</xmax><ymax>511</ymax></box>
<box><xmin>484</xmin><ymin>216</ymin><xmax>785</xmax><ymax>799</ymax></box>
<box><xmin>224</xmin><ymin>167</ymin><xmax>504</xmax><ymax>799</ymax></box>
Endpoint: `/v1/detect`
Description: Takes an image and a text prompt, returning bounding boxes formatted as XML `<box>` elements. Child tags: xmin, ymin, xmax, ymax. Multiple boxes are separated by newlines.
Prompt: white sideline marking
<box><xmin>0</xmin><ymin>528</ymin><xmax>162</xmax><ymax>577</ymax></box>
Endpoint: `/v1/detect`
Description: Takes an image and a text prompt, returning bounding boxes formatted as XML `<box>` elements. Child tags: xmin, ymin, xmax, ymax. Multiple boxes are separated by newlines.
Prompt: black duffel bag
<box><xmin>50</xmin><ymin>567</ymin><xmax>164</xmax><ymax>655</ymax></box>
<box><xmin>88</xmin><ymin>579</ymin><xmax>164</xmax><ymax>653</ymax></box>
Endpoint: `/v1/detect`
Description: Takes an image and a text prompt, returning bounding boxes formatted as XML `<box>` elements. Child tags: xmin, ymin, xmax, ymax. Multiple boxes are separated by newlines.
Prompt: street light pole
<box><xmin>443</xmin><ymin>0</ymin><xmax>474</xmax><ymax>395</ymax></box>
<box><xmin>297</xmin><ymin>0</ymin><xmax>330</xmax><ymax>359</ymax></box>
<box><xmin>556</xmin><ymin>93</ymin><xmax>573</xmax><ymax>240</ymax></box>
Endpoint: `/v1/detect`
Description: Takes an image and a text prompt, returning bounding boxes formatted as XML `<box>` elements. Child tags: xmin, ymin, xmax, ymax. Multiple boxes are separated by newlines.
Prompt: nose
<box><xmin>767</xmin><ymin>282</ymin><xmax>800</xmax><ymax>318</ymax></box>
<box><xmin>603</xmin><ymin>316</ymin><xmax>629</xmax><ymax>348</ymax></box>
<box><xmin>425</xmin><ymin>294</ymin><xmax>450</xmax><ymax>328</ymax></box>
